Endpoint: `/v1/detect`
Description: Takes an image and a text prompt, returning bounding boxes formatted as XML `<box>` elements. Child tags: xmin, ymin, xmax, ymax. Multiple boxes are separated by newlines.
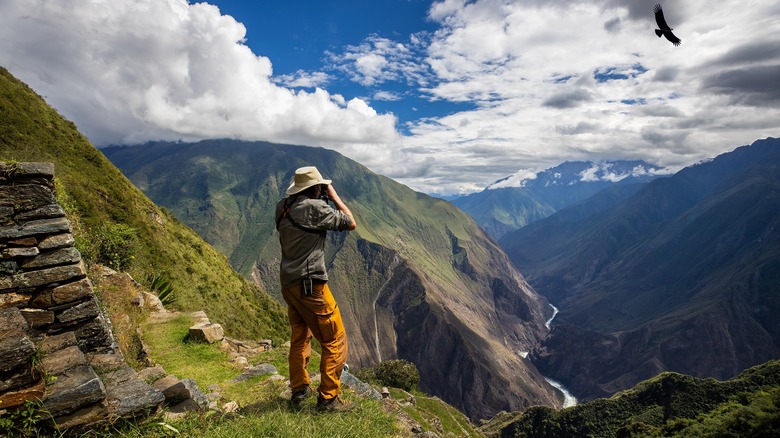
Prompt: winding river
<box><xmin>541</xmin><ymin>304</ymin><xmax>578</xmax><ymax>408</ymax></box>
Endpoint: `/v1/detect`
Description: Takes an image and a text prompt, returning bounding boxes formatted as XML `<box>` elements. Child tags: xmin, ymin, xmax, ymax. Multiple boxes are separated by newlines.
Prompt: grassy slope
<box><xmin>0</xmin><ymin>66</ymin><xmax>288</xmax><ymax>342</ymax></box>
<box><xmin>105</xmin><ymin>311</ymin><xmax>482</xmax><ymax>438</ymax></box>
<box><xmin>485</xmin><ymin>360</ymin><xmax>780</xmax><ymax>438</ymax></box>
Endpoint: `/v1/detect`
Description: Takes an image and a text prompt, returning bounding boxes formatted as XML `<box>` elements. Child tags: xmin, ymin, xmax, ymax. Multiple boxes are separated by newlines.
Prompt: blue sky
<box><xmin>2</xmin><ymin>0</ymin><xmax>779</xmax><ymax>195</ymax></box>
<box><xmin>211</xmin><ymin>0</ymin><xmax>475</xmax><ymax>130</ymax></box>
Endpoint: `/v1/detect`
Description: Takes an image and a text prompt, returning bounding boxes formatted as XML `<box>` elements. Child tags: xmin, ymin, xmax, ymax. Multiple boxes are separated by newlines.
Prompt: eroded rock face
<box><xmin>302</xmin><ymin>227</ymin><xmax>561</xmax><ymax>421</ymax></box>
<box><xmin>0</xmin><ymin>162</ymin><xmax>164</xmax><ymax>429</ymax></box>
<box><xmin>373</xmin><ymin>252</ymin><xmax>560</xmax><ymax>421</ymax></box>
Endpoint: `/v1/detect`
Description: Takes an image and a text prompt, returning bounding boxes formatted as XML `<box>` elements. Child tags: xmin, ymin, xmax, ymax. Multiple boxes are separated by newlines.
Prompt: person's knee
<box><xmin>319</xmin><ymin>331</ymin><xmax>347</xmax><ymax>356</ymax></box>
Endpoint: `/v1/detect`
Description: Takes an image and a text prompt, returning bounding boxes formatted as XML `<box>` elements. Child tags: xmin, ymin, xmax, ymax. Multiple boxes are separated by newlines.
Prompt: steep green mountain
<box><xmin>0</xmin><ymin>66</ymin><xmax>287</xmax><ymax>342</ymax></box>
<box><xmin>103</xmin><ymin>140</ymin><xmax>561</xmax><ymax>420</ymax></box>
<box><xmin>500</xmin><ymin>138</ymin><xmax>780</xmax><ymax>401</ymax></box>
<box><xmin>453</xmin><ymin>160</ymin><xmax>661</xmax><ymax>240</ymax></box>
<box><xmin>483</xmin><ymin>359</ymin><xmax>780</xmax><ymax>438</ymax></box>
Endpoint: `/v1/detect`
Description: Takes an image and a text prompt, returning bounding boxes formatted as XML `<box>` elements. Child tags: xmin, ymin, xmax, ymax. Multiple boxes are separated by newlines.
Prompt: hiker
<box><xmin>275</xmin><ymin>166</ymin><xmax>357</xmax><ymax>412</ymax></box>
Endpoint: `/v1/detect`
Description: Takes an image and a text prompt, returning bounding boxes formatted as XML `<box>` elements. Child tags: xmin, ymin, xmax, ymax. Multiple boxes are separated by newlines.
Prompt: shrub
<box><xmin>95</xmin><ymin>222</ymin><xmax>137</xmax><ymax>270</ymax></box>
<box><xmin>353</xmin><ymin>366</ymin><xmax>378</xmax><ymax>385</ymax></box>
<box><xmin>372</xmin><ymin>359</ymin><xmax>420</xmax><ymax>391</ymax></box>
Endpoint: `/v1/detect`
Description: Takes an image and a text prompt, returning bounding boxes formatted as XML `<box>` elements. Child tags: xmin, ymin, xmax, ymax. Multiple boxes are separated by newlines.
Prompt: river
<box><xmin>541</xmin><ymin>303</ymin><xmax>578</xmax><ymax>408</ymax></box>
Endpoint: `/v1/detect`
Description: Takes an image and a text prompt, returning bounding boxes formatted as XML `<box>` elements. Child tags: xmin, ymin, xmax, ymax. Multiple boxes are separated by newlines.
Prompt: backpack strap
<box><xmin>275</xmin><ymin>196</ymin><xmax>294</xmax><ymax>230</ymax></box>
<box><xmin>276</xmin><ymin>196</ymin><xmax>326</xmax><ymax>235</ymax></box>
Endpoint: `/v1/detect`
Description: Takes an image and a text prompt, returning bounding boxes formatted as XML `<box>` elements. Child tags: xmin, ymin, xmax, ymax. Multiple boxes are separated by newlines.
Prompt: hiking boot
<box><xmin>316</xmin><ymin>395</ymin><xmax>354</xmax><ymax>413</ymax></box>
<box><xmin>290</xmin><ymin>386</ymin><xmax>313</xmax><ymax>405</ymax></box>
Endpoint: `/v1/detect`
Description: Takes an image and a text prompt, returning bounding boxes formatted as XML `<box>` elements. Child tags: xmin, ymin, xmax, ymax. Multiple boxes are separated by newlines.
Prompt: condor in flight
<box><xmin>654</xmin><ymin>4</ymin><xmax>682</xmax><ymax>46</ymax></box>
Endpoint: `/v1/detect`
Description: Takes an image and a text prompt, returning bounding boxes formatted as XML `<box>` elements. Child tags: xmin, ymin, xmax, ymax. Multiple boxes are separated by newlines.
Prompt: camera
<box><xmin>318</xmin><ymin>185</ymin><xmax>330</xmax><ymax>203</ymax></box>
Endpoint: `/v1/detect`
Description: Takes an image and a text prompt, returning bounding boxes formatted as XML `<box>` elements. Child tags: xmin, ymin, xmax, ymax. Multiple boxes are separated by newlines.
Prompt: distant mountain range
<box><xmin>499</xmin><ymin>137</ymin><xmax>780</xmax><ymax>401</ymax></box>
<box><xmin>453</xmin><ymin>160</ymin><xmax>665</xmax><ymax>239</ymax></box>
<box><xmin>103</xmin><ymin>139</ymin><xmax>561</xmax><ymax>420</ymax></box>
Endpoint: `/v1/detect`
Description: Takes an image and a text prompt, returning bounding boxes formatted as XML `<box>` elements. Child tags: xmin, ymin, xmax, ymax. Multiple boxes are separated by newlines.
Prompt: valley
<box><xmin>101</xmin><ymin>137</ymin><xmax>780</xmax><ymax>415</ymax></box>
<box><xmin>538</xmin><ymin>303</ymin><xmax>577</xmax><ymax>408</ymax></box>
<box><xmin>501</xmin><ymin>138</ymin><xmax>780</xmax><ymax>402</ymax></box>
<box><xmin>2</xmin><ymin>63</ymin><xmax>778</xmax><ymax>435</ymax></box>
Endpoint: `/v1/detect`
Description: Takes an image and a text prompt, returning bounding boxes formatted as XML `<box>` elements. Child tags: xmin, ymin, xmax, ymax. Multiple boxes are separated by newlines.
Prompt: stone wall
<box><xmin>0</xmin><ymin>162</ymin><xmax>164</xmax><ymax>430</ymax></box>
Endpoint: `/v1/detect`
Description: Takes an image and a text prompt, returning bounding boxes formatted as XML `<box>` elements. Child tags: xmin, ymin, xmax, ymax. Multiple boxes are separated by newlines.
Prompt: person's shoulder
<box><xmin>298</xmin><ymin>197</ymin><xmax>329</xmax><ymax>209</ymax></box>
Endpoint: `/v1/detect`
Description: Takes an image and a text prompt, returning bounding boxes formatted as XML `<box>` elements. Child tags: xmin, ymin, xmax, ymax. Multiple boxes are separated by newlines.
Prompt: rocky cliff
<box><xmin>0</xmin><ymin>162</ymin><xmax>164</xmax><ymax>430</ymax></box>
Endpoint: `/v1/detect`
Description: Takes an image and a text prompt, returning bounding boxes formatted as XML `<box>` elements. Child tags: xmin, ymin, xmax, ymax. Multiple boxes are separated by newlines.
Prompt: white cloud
<box><xmin>1</xmin><ymin>0</ymin><xmax>778</xmax><ymax>196</ymax></box>
<box><xmin>373</xmin><ymin>91</ymin><xmax>403</xmax><ymax>101</ymax></box>
<box><xmin>385</xmin><ymin>0</ymin><xmax>780</xmax><ymax>194</ymax></box>
<box><xmin>275</xmin><ymin>70</ymin><xmax>331</xmax><ymax>89</ymax></box>
<box><xmin>0</xmin><ymin>0</ymin><xmax>398</xmax><ymax>148</ymax></box>
<box><xmin>326</xmin><ymin>35</ymin><xmax>430</xmax><ymax>88</ymax></box>
<box><xmin>578</xmin><ymin>162</ymin><xmax>674</xmax><ymax>183</ymax></box>
<box><xmin>487</xmin><ymin>168</ymin><xmax>539</xmax><ymax>189</ymax></box>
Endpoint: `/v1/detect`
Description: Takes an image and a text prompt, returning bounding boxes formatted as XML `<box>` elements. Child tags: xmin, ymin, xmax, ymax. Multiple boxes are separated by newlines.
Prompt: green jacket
<box><xmin>275</xmin><ymin>194</ymin><xmax>352</xmax><ymax>288</ymax></box>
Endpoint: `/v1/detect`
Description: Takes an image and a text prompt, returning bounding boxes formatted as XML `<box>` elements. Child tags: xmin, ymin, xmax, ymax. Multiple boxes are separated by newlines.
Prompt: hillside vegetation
<box><xmin>483</xmin><ymin>360</ymin><xmax>780</xmax><ymax>438</ymax></box>
<box><xmin>0</xmin><ymin>66</ymin><xmax>288</xmax><ymax>342</ymax></box>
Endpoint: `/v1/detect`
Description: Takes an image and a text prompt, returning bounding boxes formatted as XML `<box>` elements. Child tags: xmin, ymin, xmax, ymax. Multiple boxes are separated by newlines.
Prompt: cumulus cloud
<box><xmin>385</xmin><ymin>0</ymin><xmax>780</xmax><ymax>193</ymax></box>
<box><xmin>0</xmin><ymin>0</ymin><xmax>398</xmax><ymax>148</ymax></box>
<box><xmin>326</xmin><ymin>34</ymin><xmax>431</xmax><ymax>87</ymax></box>
<box><xmin>1</xmin><ymin>0</ymin><xmax>779</xmax><ymax>195</ymax></box>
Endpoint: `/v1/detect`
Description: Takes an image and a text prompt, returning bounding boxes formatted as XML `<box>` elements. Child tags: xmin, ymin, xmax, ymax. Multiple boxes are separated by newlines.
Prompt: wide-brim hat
<box><xmin>286</xmin><ymin>166</ymin><xmax>332</xmax><ymax>195</ymax></box>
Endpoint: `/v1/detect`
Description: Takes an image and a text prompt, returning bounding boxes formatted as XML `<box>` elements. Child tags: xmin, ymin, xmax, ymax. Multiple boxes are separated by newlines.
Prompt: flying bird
<box><xmin>653</xmin><ymin>4</ymin><xmax>682</xmax><ymax>46</ymax></box>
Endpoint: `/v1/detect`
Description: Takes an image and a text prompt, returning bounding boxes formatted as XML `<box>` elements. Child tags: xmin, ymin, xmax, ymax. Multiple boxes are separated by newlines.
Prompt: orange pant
<box><xmin>282</xmin><ymin>282</ymin><xmax>348</xmax><ymax>400</ymax></box>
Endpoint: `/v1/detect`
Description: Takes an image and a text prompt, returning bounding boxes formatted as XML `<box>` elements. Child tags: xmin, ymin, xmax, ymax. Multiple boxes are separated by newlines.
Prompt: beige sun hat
<box><xmin>286</xmin><ymin>166</ymin><xmax>332</xmax><ymax>195</ymax></box>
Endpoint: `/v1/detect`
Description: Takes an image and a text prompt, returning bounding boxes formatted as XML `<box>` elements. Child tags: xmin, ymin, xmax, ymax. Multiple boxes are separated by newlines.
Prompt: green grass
<box><xmin>414</xmin><ymin>396</ymin><xmax>478</xmax><ymax>437</ymax></box>
<box><xmin>124</xmin><ymin>314</ymin><xmax>403</xmax><ymax>438</ymax></box>
<box><xmin>121</xmin><ymin>312</ymin><xmax>486</xmax><ymax>438</ymax></box>
<box><xmin>103</xmin><ymin>398</ymin><xmax>400</xmax><ymax>438</ymax></box>
<box><xmin>141</xmin><ymin>315</ymin><xmax>241</xmax><ymax>388</ymax></box>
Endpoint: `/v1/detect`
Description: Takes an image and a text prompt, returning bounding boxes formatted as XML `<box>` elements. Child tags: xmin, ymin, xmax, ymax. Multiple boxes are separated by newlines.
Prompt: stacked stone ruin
<box><xmin>0</xmin><ymin>162</ymin><xmax>164</xmax><ymax>430</ymax></box>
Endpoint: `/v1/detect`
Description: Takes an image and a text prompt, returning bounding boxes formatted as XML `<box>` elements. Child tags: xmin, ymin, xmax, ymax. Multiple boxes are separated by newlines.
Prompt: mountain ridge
<box><xmin>500</xmin><ymin>137</ymin><xmax>780</xmax><ymax>401</ymax></box>
<box><xmin>453</xmin><ymin>160</ymin><xmax>664</xmax><ymax>240</ymax></box>
<box><xmin>485</xmin><ymin>359</ymin><xmax>780</xmax><ymax>437</ymax></box>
